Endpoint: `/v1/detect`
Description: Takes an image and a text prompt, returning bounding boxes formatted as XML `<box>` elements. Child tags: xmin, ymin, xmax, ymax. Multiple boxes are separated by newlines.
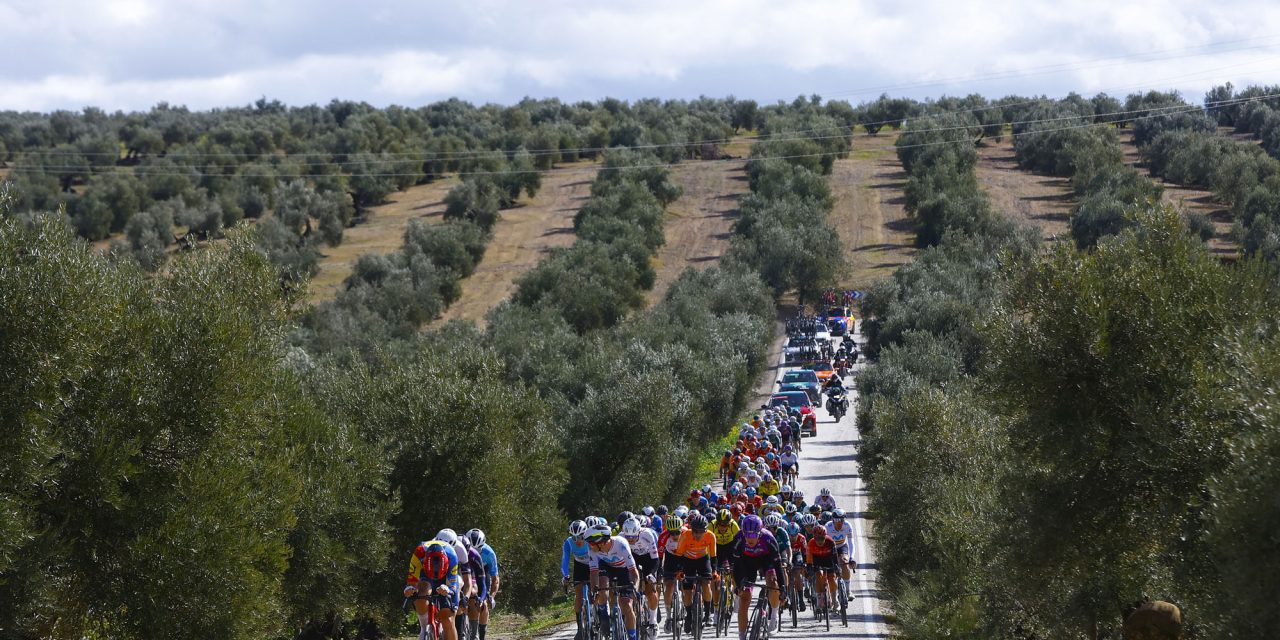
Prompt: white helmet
<box><xmin>766</xmin><ymin>496</ymin><xmax>779</xmax><ymax>505</ymax></box>
<box><xmin>642</xmin><ymin>505</ymin><xmax>655</xmax><ymax>516</ymax></box>
<box><xmin>569</xmin><ymin>520</ymin><xmax>588</xmax><ymax>539</ymax></box>
<box><xmin>701</xmin><ymin>484</ymin><xmax>712</xmax><ymax>494</ymax></box>
<box><xmin>674</xmin><ymin>505</ymin><xmax>689</xmax><ymax>518</ymax></box>
<box><xmin>435</xmin><ymin>528</ymin><xmax>459</xmax><ymax>544</ymax></box>
<box><xmin>781</xmin><ymin>485</ymin><xmax>792</xmax><ymax>494</ymax></box>
<box><xmin>621</xmin><ymin>518</ymin><xmax>643</xmax><ymax>538</ymax></box>
<box><xmin>820</xmin><ymin>488</ymin><xmax>831</xmax><ymax>497</ymax></box>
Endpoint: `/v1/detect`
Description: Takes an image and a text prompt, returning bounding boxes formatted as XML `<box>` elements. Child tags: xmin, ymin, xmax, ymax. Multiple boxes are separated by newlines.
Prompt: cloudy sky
<box><xmin>1</xmin><ymin>0</ymin><xmax>1278</xmax><ymax>112</ymax></box>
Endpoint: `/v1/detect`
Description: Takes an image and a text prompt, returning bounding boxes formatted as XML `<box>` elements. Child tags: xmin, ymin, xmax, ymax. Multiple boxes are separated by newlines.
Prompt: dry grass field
<box><xmin>974</xmin><ymin>136</ymin><xmax>1074</xmax><ymax>242</ymax></box>
<box><xmin>827</xmin><ymin>131</ymin><xmax>916</xmax><ymax>290</ymax></box>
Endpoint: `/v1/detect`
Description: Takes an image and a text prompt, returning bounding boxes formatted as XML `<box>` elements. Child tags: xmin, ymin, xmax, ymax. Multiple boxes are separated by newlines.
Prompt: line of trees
<box><xmin>858</xmin><ymin>92</ymin><xmax>1280</xmax><ymax>638</ymax></box>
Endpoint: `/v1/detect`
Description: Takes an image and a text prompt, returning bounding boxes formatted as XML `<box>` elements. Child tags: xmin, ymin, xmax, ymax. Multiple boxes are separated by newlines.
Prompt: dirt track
<box><xmin>647</xmin><ymin>159</ymin><xmax>749</xmax><ymax>304</ymax></box>
<box><xmin>973</xmin><ymin>136</ymin><xmax>1073</xmax><ymax>242</ymax></box>
<box><xmin>828</xmin><ymin>133</ymin><xmax>915</xmax><ymax>289</ymax></box>
<box><xmin>432</xmin><ymin>165</ymin><xmax>598</xmax><ymax>327</ymax></box>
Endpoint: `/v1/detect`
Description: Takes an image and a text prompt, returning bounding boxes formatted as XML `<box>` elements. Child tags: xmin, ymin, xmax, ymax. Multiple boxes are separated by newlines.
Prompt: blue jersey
<box><xmin>561</xmin><ymin>536</ymin><xmax>591</xmax><ymax>578</ymax></box>
<box><xmin>479</xmin><ymin>543</ymin><xmax>499</xmax><ymax>578</ymax></box>
<box><xmin>408</xmin><ymin>539</ymin><xmax>461</xmax><ymax>589</ymax></box>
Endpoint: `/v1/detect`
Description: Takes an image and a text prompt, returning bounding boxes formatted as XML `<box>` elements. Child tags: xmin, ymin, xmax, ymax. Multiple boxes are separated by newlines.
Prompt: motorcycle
<box><xmin>826</xmin><ymin>387</ymin><xmax>849</xmax><ymax>420</ymax></box>
<box><xmin>834</xmin><ymin>356</ymin><xmax>850</xmax><ymax>377</ymax></box>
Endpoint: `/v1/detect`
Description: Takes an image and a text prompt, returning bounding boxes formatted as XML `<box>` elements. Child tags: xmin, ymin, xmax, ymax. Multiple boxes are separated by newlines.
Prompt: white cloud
<box><xmin>0</xmin><ymin>0</ymin><xmax>1276</xmax><ymax>110</ymax></box>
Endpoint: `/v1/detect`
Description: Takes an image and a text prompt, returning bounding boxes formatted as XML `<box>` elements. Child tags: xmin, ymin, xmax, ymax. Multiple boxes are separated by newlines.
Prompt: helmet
<box><xmin>465</xmin><ymin>528</ymin><xmax>486</xmax><ymax>548</ymax></box>
<box><xmin>740</xmin><ymin>515</ymin><xmax>763</xmax><ymax>536</ymax></box>
<box><xmin>812</xmin><ymin>525</ymin><xmax>828</xmax><ymax>539</ymax></box>
<box><xmin>656</xmin><ymin>505</ymin><xmax>669</xmax><ymax>516</ymax></box>
<box><xmin>747</xmin><ymin>470</ymin><xmax>758</xmax><ymax>479</ymax></box>
<box><xmin>674</xmin><ymin>505</ymin><xmax>689</xmax><ymax>518</ymax></box>
<box><xmin>809</xmin><ymin>505</ymin><xmax>822</xmax><ymax>514</ymax></box>
<box><xmin>586</xmin><ymin>523</ymin><xmax>612</xmax><ymax>543</ymax></box>
<box><xmin>618</xmin><ymin>511</ymin><xmax>635</xmax><ymax>525</ymax></box>
<box><xmin>787</xmin><ymin>521</ymin><xmax>801</xmax><ymax>536</ymax></box>
<box><xmin>783</xmin><ymin>445</ymin><xmax>793</xmax><ymax>453</ymax></box>
<box><xmin>727</xmin><ymin>485</ymin><xmax>740</xmax><ymax>496</ymax></box>
<box><xmin>642</xmin><ymin>506</ymin><xmax>655</xmax><ymax>517</ymax></box>
<box><xmin>764</xmin><ymin>514</ymin><xmax>784</xmax><ymax>529</ymax></box>
<box><xmin>569</xmin><ymin>520</ymin><xmax>588</xmax><ymax>539</ymax></box>
<box><xmin>664</xmin><ymin>515</ymin><xmax>684</xmax><ymax>532</ymax></box>
<box><xmin>729</xmin><ymin>503</ymin><xmax>743</xmax><ymax>518</ymax></box>
<box><xmin>422</xmin><ymin>546</ymin><xmax>450</xmax><ymax>581</ymax></box>
<box><xmin>832</xmin><ymin>509</ymin><xmax>846</xmax><ymax>521</ymax></box>
<box><xmin>690</xmin><ymin>489</ymin><xmax>703</xmax><ymax>500</ymax></box>
<box><xmin>701</xmin><ymin>484</ymin><xmax>712</xmax><ymax>494</ymax></box>
<box><xmin>803</xmin><ymin>514</ymin><xmax>819</xmax><ymax>527</ymax></box>
<box><xmin>766</xmin><ymin>453</ymin><xmax>776</xmax><ymax>462</ymax></box>
<box><xmin>820</xmin><ymin>488</ymin><xmax>832</xmax><ymax>497</ymax></box>
<box><xmin>745</xmin><ymin>487</ymin><xmax>757</xmax><ymax>497</ymax></box>
<box><xmin>459</xmin><ymin>535</ymin><xmax>472</xmax><ymax>549</ymax></box>
<box><xmin>763</xmin><ymin>473</ymin><xmax>773</xmax><ymax>481</ymax></box>
<box><xmin>766</xmin><ymin>495</ymin><xmax>779</xmax><ymax>505</ymax></box>
<box><xmin>435</xmin><ymin>529</ymin><xmax>459</xmax><ymax>545</ymax></box>
<box><xmin>584</xmin><ymin>516</ymin><xmax>604</xmax><ymax>528</ymax></box>
<box><xmin>755</xmin><ymin>457</ymin><xmax>765</xmax><ymax>464</ymax></box>
<box><xmin>723</xmin><ymin>450</ymin><xmax>731</xmax><ymax>457</ymax></box>
<box><xmin>780</xmin><ymin>485</ymin><xmax>792</xmax><ymax>494</ymax></box>
<box><xmin>794</xmin><ymin>490</ymin><xmax>804</xmax><ymax>499</ymax></box>
<box><xmin>687</xmin><ymin>512</ymin><xmax>708</xmax><ymax>532</ymax></box>
<box><xmin>785</xmin><ymin>503</ymin><xmax>797</xmax><ymax>514</ymax></box>
<box><xmin>716</xmin><ymin>509</ymin><xmax>731</xmax><ymax>524</ymax></box>
<box><xmin>819</xmin><ymin>512</ymin><xmax>833</xmax><ymax>525</ymax></box>
<box><xmin>621</xmin><ymin>518</ymin><xmax>643</xmax><ymax>538</ymax></box>
<box><xmin>698</xmin><ymin>497</ymin><xmax>709</xmax><ymax>508</ymax></box>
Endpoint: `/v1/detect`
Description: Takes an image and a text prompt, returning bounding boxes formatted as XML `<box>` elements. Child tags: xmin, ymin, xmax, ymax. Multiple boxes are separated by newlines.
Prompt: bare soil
<box><xmin>973</xmin><ymin>136</ymin><xmax>1074</xmax><ymax>242</ymax></box>
<box><xmin>646</xmin><ymin>158</ymin><xmax>749</xmax><ymax>304</ymax></box>
<box><xmin>430</xmin><ymin>164</ymin><xmax>599</xmax><ymax>327</ymax></box>
<box><xmin>828</xmin><ymin>131</ymin><xmax>916</xmax><ymax>289</ymax></box>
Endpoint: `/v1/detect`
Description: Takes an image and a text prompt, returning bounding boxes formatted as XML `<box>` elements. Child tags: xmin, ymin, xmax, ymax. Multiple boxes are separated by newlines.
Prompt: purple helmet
<box><xmin>740</xmin><ymin>514</ymin><xmax>763</xmax><ymax>536</ymax></box>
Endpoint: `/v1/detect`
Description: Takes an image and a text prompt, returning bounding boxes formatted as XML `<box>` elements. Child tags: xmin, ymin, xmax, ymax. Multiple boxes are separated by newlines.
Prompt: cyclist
<box><xmin>658</xmin><ymin>514</ymin><xmax>684</xmax><ymax>631</ymax></box>
<box><xmin>719</xmin><ymin>450</ymin><xmax>734</xmax><ymax>485</ymax></box>
<box><xmin>675</xmin><ymin>512</ymin><xmax>717</xmax><ymax>631</ymax></box>
<box><xmin>436</xmin><ymin>530</ymin><xmax>472</xmax><ymax>610</ymax></box>
<box><xmin>650</xmin><ymin>506</ymin><xmax>668</xmax><ymax>536</ymax></box>
<box><xmin>404</xmin><ymin>535</ymin><xmax>462</xmax><ymax>640</ymax></box>
<box><xmin>757</xmin><ymin>473</ymin><xmax>780</xmax><ymax>498</ymax></box>
<box><xmin>779</xmin><ymin>446</ymin><xmax>799</xmax><ymax>482</ymax></box>
<box><xmin>763</xmin><ymin>514</ymin><xmax>792</xmax><ymax>620</ymax></box>
<box><xmin>730</xmin><ymin>515</ymin><xmax>787</xmax><ymax>637</ymax></box>
<box><xmin>459</xmin><ymin>536</ymin><xmax>489</xmax><ymax>640</ymax></box>
<box><xmin>792</xmin><ymin>490</ymin><xmax>808</xmax><ymax>514</ymax></box>
<box><xmin>467</xmin><ymin>529</ymin><xmax>500</xmax><ymax>622</ymax></box>
<box><xmin>825</xmin><ymin>509</ymin><xmax>856</xmax><ymax>596</ymax></box>
<box><xmin>562</xmin><ymin>520</ymin><xmax>594</xmax><ymax>629</ymax></box>
<box><xmin>586</xmin><ymin>524</ymin><xmax>641</xmax><ymax>640</ymax></box>
<box><xmin>760</xmin><ymin>496</ymin><xmax>784</xmax><ymax>519</ymax></box>
<box><xmin>815</xmin><ymin>488</ymin><xmax>838</xmax><ymax>512</ymax></box>
<box><xmin>786</xmin><ymin>521</ymin><xmax>808</xmax><ymax>612</ymax></box>
<box><xmin>621</xmin><ymin>518</ymin><xmax>661</xmax><ymax>632</ymax></box>
<box><xmin>805</xmin><ymin>525</ymin><xmax>839</xmax><ymax>616</ymax></box>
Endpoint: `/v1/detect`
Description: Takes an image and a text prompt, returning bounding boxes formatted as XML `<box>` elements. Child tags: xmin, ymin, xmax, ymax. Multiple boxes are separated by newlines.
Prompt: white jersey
<box><xmin>626</xmin><ymin>528</ymin><xmax>659</xmax><ymax>558</ymax></box>
<box><xmin>779</xmin><ymin>453</ymin><xmax>798</xmax><ymax>468</ymax></box>
<box><xmin>815</xmin><ymin>495</ymin><xmax>838</xmax><ymax>511</ymax></box>
<box><xmin>825</xmin><ymin>520</ymin><xmax>854</xmax><ymax>556</ymax></box>
<box><xmin>590</xmin><ymin>536</ymin><xmax>636</xmax><ymax>570</ymax></box>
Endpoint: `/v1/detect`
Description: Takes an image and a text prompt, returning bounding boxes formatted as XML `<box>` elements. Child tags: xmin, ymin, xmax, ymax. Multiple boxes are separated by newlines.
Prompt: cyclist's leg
<box><xmin>439</xmin><ymin>582</ymin><xmax>461</xmax><ymax>640</ymax></box>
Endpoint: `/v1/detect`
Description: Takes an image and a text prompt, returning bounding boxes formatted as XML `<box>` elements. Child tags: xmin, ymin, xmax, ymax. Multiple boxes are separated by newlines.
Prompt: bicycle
<box><xmin>682</xmin><ymin>572</ymin><xmax>713</xmax><ymax>640</ymax></box>
<box><xmin>632</xmin><ymin>574</ymin><xmax>658</xmax><ymax>640</ymax></box>
<box><xmin>404</xmin><ymin>592</ymin><xmax>450</xmax><ymax>640</ymax></box>
<box><xmin>714</xmin><ymin>563</ymin><xmax>735</xmax><ymax>638</ymax></box>
<box><xmin>598</xmin><ymin>579</ymin><xmax>631</xmax><ymax>640</ymax></box>
<box><xmin>740</xmin><ymin>582</ymin><xmax>785</xmax><ymax>640</ymax></box>
<box><xmin>836</xmin><ymin>559</ymin><xmax>853</xmax><ymax>628</ymax></box>
<box><xmin>566</xmin><ymin>579</ymin><xmax>599</xmax><ymax>640</ymax></box>
<box><xmin>668</xmin><ymin>585</ymin><xmax>685</xmax><ymax>640</ymax></box>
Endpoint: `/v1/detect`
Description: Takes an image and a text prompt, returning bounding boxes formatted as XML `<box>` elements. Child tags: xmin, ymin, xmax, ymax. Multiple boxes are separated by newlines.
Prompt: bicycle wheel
<box><xmin>670</xmin><ymin>596</ymin><xmax>682</xmax><ymax>640</ymax></box>
<box><xmin>823</xmin><ymin>590</ymin><xmax>830</xmax><ymax>632</ymax></box>
<box><xmin>747</xmin><ymin>600</ymin><xmax>766</xmax><ymax>640</ymax></box>
<box><xmin>789</xmin><ymin>585</ymin><xmax>798</xmax><ymax>628</ymax></box>
<box><xmin>715</xmin><ymin>579</ymin><xmax>731</xmax><ymax>637</ymax></box>
<box><xmin>691</xmin><ymin>590</ymin><xmax>702</xmax><ymax>640</ymax></box>
<box><xmin>839</xmin><ymin>579</ymin><xmax>849</xmax><ymax>627</ymax></box>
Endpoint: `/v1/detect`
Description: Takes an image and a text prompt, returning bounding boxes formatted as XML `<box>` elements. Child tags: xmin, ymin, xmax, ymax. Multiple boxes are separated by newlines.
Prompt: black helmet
<box><xmin>618</xmin><ymin>510</ymin><xmax>635</xmax><ymax>524</ymax></box>
<box><xmin>687</xmin><ymin>512</ymin><xmax>708</xmax><ymax>533</ymax></box>
<box><xmin>656</xmin><ymin>505</ymin><xmax>669</xmax><ymax>516</ymax></box>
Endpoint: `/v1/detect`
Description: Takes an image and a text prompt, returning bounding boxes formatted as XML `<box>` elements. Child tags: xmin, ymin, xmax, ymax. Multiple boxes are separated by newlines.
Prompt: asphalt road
<box><xmin>548</xmin><ymin>320</ymin><xmax>889</xmax><ymax>640</ymax></box>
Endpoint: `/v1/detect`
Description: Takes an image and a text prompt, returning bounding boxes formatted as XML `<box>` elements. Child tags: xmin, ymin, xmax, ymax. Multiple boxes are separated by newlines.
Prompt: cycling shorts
<box><xmin>733</xmin><ymin>555</ymin><xmax>776</xmax><ymax>587</ymax></box>
<box><xmin>598</xmin><ymin>564</ymin><xmax>635</xmax><ymax>598</ymax></box>
<box><xmin>420</xmin><ymin>576</ymin><xmax>463</xmax><ymax>611</ymax></box>
<box><xmin>810</xmin><ymin>554</ymin><xmax>838</xmax><ymax>572</ymax></box>
<box><xmin>572</xmin><ymin>559</ymin><xmax>592</xmax><ymax>584</ymax></box>
<box><xmin>681</xmin><ymin>556</ymin><xmax>713</xmax><ymax>585</ymax></box>
<box><xmin>662</xmin><ymin>553</ymin><xmax>684</xmax><ymax>579</ymax></box>
<box><xmin>715</xmin><ymin>544</ymin><xmax>733</xmax><ymax>565</ymax></box>
<box><xmin>634</xmin><ymin>554</ymin><xmax>659</xmax><ymax>579</ymax></box>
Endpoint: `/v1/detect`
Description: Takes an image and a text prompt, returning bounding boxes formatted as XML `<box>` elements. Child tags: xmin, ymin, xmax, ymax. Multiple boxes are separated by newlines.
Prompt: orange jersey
<box><xmin>675</xmin><ymin>530</ymin><xmax>718</xmax><ymax>559</ymax></box>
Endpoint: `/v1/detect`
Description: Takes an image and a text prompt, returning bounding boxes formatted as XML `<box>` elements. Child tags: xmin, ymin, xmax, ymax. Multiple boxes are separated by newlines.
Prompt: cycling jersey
<box><xmin>709</xmin><ymin>519</ymin><xmax>739</xmax><ymax>546</ymax></box>
<box><xmin>733</xmin><ymin>529</ymin><xmax>779</xmax><ymax>559</ymax></box>
<box><xmin>407</xmin><ymin>540</ymin><xmax>460</xmax><ymax>589</ymax></box>
<box><xmin>589</xmin><ymin>536</ymin><xmax>636</xmax><ymax>570</ymax></box>
<box><xmin>675</xmin><ymin>530</ymin><xmax>717</xmax><ymax>559</ymax></box>
<box><xmin>657</xmin><ymin>528</ymin><xmax>683</xmax><ymax>557</ymax></box>
<box><xmin>825</xmin><ymin>520</ymin><xmax>854</xmax><ymax>556</ymax></box>
<box><xmin>815</xmin><ymin>495</ymin><xmax>838</xmax><ymax>511</ymax></box>
<box><xmin>625</xmin><ymin>527</ymin><xmax>660</xmax><ymax>559</ymax></box>
<box><xmin>779</xmin><ymin>453</ymin><xmax>798</xmax><ymax>469</ymax></box>
<box><xmin>760</xmin><ymin>503</ymin><xmax>784</xmax><ymax>518</ymax></box>
<box><xmin>806</xmin><ymin>537</ymin><xmax>837</xmax><ymax>562</ymax></box>
<box><xmin>757</xmin><ymin>480</ymin><xmax>780</xmax><ymax>497</ymax></box>
<box><xmin>465</xmin><ymin>546</ymin><xmax>489</xmax><ymax>599</ymax></box>
<box><xmin>479</xmin><ymin>543</ymin><xmax>500</xmax><ymax>578</ymax></box>
<box><xmin>561</xmin><ymin>536</ymin><xmax>592</xmax><ymax>578</ymax></box>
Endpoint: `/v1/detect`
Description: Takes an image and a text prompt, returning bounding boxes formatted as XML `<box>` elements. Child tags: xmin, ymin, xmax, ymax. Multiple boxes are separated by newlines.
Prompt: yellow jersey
<box><xmin>709</xmin><ymin>519</ymin><xmax>740</xmax><ymax>546</ymax></box>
